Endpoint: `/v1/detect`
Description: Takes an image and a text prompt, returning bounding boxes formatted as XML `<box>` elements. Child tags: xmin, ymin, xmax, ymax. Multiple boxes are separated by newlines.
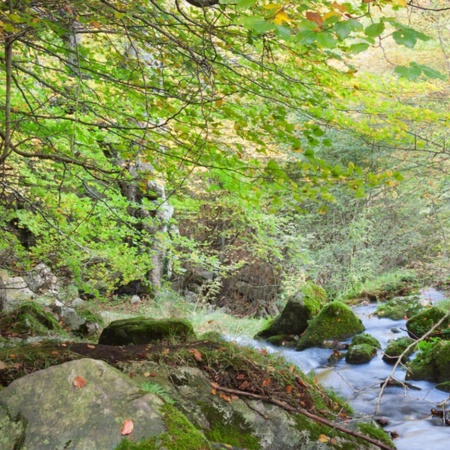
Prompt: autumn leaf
<box><xmin>189</xmin><ymin>348</ymin><xmax>203</xmax><ymax>362</ymax></box>
<box><xmin>211</xmin><ymin>388</ymin><xmax>217</xmax><ymax>395</ymax></box>
<box><xmin>121</xmin><ymin>419</ymin><xmax>134</xmax><ymax>436</ymax></box>
<box><xmin>285</xmin><ymin>385</ymin><xmax>293</xmax><ymax>393</ymax></box>
<box><xmin>305</xmin><ymin>12</ymin><xmax>323</xmax><ymax>26</ymax></box>
<box><xmin>331</xmin><ymin>2</ymin><xmax>348</xmax><ymax>12</ymax></box>
<box><xmin>262</xmin><ymin>378</ymin><xmax>271</xmax><ymax>387</ymax></box>
<box><xmin>236</xmin><ymin>373</ymin><xmax>246</xmax><ymax>380</ymax></box>
<box><xmin>51</xmin><ymin>351</ymin><xmax>59</xmax><ymax>355</ymax></box>
<box><xmin>87</xmin><ymin>344</ymin><xmax>96</xmax><ymax>349</ymax></box>
<box><xmin>162</xmin><ymin>348</ymin><xmax>170</xmax><ymax>355</ymax></box>
<box><xmin>73</xmin><ymin>376</ymin><xmax>86</xmax><ymax>388</ymax></box>
<box><xmin>318</xmin><ymin>434</ymin><xmax>329</xmax><ymax>443</ymax></box>
<box><xmin>220</xmin><ymin>392</ymin><xmax>232</xmax><ymax>402</ymax></box>
<box><xmin>210</xmin><ymin>381</ymin><xmax>220</xmax><ymax>389</ymax></box>
<box><xmin>239</xmin><ymin>380</ymin><xmax>250</xmax><ymax>389</ymax></box>
<box><xmin>260</xmin><ymin>348</ymin><xmax>268</xmax><ymax>356</ymax></box>
<box><xmin>273</xmin><ymin>11</ymin><xmax>292</xmax><ymax>25</ymax></box>
<box><xmin>289</xmin><ymin>365</ymin><xmax>295</xmax><ymax>373</ymax></box>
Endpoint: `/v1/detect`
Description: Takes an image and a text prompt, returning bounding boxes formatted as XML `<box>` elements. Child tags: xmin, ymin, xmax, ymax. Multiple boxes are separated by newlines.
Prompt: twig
<box><xmin>215</xmin><ymin>385</ymin><xmax>395</xmax><ymax>450</ymax></box>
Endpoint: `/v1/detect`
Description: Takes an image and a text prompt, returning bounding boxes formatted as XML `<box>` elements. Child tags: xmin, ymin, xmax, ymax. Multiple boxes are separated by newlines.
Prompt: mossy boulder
<box><xmin>266</xmin><ymin>335</ymin><xmax>297</xmax><ymax>347</ymax></box>
<box><xmin>375</xmin><ymin>295</ymin><xmax>426</xmax><ymax>320</ymax></box>
<box><xmin>99</xmin><ymin>317</ymin><xmax>195</xmax><ymax>345</ymax></box>
<box><xmin>255</xmin><ymin>283</ymin><xmax>327</xmax><ymax>343</ymax></box>
<box><xmin>346</xmin><ymin>344</ymin><xmax>376</xmax><ymax>364</ymax></box>
<box><xmin>350</xmin><ymin>333</ymin><xmax>381</xmax><ymax>349</ymax></box>
<box><xmin>406</xmin><ymin>307</ymin><xmax>449</xmax><ymax>339</ymax></box>
<box><xmin>296</xmin><ymin>302</ymin><xmax>364</xmax><ymax>351</ymax></box>
<box><xmin>382</xmin><ymin>337</ymin><xmax>415</xmax><ymax>364</ymax></box>
<box><xmin>408</xmin><ymin>340</ymin><xmax>450</xmax><ymax>382</ymax></box>
<box><xmin>345</xmin><ymin>334</ymin><xmax>380</xmax><ymax>364</ymax></box>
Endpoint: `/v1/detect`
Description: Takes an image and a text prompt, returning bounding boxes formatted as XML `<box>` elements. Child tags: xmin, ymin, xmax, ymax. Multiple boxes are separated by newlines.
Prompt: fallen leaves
<box><xmin>121</xmin><ymin>419</ymin><xmax>134</xmax><ymax>435</ymax></box>
<box><xmin>72</xmin><ymin>376</ymin><xmax>86</xmax><ymax>388</ymax></box>
<box><xmin>188</xmin><ymin>348</ymin><xmax>203</xmax><ymax>362</ymax></box>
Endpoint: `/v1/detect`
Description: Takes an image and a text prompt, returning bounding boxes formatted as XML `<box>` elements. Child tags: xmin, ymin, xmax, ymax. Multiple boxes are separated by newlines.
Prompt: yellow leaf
<box><xmin>392</xmin><ymin>0</ymin><xmax>407</xmax><ymax>5</ymax></box>
<box><xmin>318</xmin><ymin>434</ymin><xmax>329</xmax><ymax>443</ymax></box>
<box><xmin>323</xmin><ymin>11</ymin><xmax>341</xmax><ymax>20</ymax></box>
<box><xmin>273</xmin><ymin>11</ymin><xmax>292</xmax><ymax>25</ymax></box>
<box><xmin>264</xmin><ymin>3</ymin><xmax>282</xmax><ymax>9</ymax></box>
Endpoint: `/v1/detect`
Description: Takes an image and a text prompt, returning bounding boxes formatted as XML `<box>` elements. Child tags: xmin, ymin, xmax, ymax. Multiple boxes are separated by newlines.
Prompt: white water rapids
<box><xmin>233</xmin><ymin>288</ymin><xmax>450</xmax><ymax>450</ymax></box>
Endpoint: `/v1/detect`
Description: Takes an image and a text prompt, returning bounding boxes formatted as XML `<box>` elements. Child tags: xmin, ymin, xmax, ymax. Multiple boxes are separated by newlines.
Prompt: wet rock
<box><xmin>255</xmin><ymin>283</ymin><xmax>327</xmax><ymax>342</ymax></box>
<box><xmin>408</xmin><ymin>340</ymin><xmax>450</xmax><ymax>382</ymax></box>
<box><xmin>346</xmin><ymin>344</ymin><xmax>376</xmax><ymax>364</ymax></box>
<box><xmin>98</xmin><ymin>317</ymin><xmax>195</xmax><ymax>345</ymax></box>
<box><xmin>375</xmin><ymin>295</ymin><xmax>425</xmax><ymax>320</ymax></box>
<box><xmin>351</xmin><ymin>333</ymin><xmax>381</xmax><ymax>349</ymax></box>
<box><xmin>406</xmin><ymin>306</ymin><xmax>449</xmax><ymax>339</ymax></box>
<box><xmin>383</xmin><ymin>337</ymin><xmax>415</xmax><ymax>364</ymax></box>
<box><xmin>296</xmin><ymin>302</ymin><xmax>364</xmax><ymax>351</ymax></box>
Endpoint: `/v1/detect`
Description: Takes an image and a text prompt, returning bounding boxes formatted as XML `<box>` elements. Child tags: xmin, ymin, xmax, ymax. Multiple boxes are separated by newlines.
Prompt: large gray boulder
<box><xmin>0</xmin><ymin>358</ymin><xmax>169</xmax><ymax>449</ymax></box>
<box><xmin>98</xmin><ymin>317</ymin><xmax>195</xmax><ymax>345</ymax></box>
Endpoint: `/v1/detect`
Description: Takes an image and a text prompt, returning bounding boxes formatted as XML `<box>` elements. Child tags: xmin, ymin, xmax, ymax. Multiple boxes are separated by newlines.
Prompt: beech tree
<box><xmin>0</xmin><ymin>0</ymin><xmax>446</xmax><ymax>294</ymax></box>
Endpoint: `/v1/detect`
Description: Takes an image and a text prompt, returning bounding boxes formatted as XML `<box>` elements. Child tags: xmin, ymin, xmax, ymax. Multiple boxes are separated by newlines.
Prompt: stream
<box><xmin>235</xmin><ymin>288</ymin><xmax>450</xmax><ymax>450</ymax></box>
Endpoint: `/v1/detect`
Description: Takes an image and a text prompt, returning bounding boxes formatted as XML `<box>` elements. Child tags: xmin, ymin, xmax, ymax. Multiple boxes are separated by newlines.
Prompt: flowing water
<box><xmin>235</xmin><ymin>288</ymin><xmax>450</xmax><ymax>450</ymax></box>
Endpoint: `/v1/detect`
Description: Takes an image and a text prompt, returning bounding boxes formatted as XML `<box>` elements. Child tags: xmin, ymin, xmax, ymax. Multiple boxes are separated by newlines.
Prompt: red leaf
<box><xmin>286</xmin><ymin>385</ymin><xmax>293</xmax><ymax>393</ymax></box>
<box><xmin>262</xmin><ymin>378</ymin><xmax>271</xmax><ymax>387</ymax></box>
<box><xmin>73</xmin><ymin>376</ymin><xmax>86</xmax><ymax>388</ymax></box>
<box><xmin>306</xmin><ymin>11</ymin><xmax>323</xmax><ymax>26</ymax></box>
<box><xmin>121</xmin><ymin>419</ymin><xmax>134</xmax><ymax>436</ymax></box>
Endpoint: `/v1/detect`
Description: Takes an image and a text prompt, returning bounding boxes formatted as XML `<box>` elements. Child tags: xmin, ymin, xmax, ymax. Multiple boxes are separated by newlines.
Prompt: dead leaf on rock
<box><xmin>219</xmin><ymin>392</ymin><xmax>231</xmax><ymax>402</ymax></box>
<box><xmin>73</xmin><ymin>376</ymin><xmax>86</xmax><ymax>388</ymax></box>
<box><xmin>121</xmin><ymin>419</ymin><xmax>134</xmax><ymax>435</ymax></box>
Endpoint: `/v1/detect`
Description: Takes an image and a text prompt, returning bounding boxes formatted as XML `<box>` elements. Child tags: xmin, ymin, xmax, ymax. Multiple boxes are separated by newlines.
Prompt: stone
<box><xmin>346</xmin><ymin>344</ymin><xmax>376</xmax><ymax>364</ymax></box>
<box><xmin>98</xmin><ymin>317</ymin><xmax>195</xmax><ymax>345</ymax></box>
<box><xmin>383</xmin><ymin>337</ymin><xmax>415</xmax><ymax>364</ymax></box>
<box><xmin>70</xmin><ymin>297</ymin><xmax>86</xmax><ymax>308</ymax></box>
<box><xmin>296</xmin><ymin>302</ymin><xmax>365</xmax><ymax>351</ymax></box>
<box><xmin>406</xmin><ymin>307</ymin><xmax>449</xmax><ymax>339</ymax></box>
<box><xmin>25</xmin><ymin>263</ymin><xmax>59</xmax><ymax>293</ymax></box>
<box><xmin>130</xmin><ymin>295</ymin><xmax>141</xmax><ymax>305</ymax></box>
<box><xmin>255</xmin><ymin>283</ymin><xmax>327</xmax><ymax>342</ymax></box>
<box><xmin>408</xmin><ymin>340</ymin><xmax>450</xmax><ymax>383</ymax></box>
<box><xmin>4</xmin><ymin>277</ymin><xmax>35</xmax><ymax>308</ymax></box>
<box><xmin>351</xmin><ymin>333</ymin><xmax>381</xmax><ymax>349</ymax></box>
<box><xmin>0</xmin><ymin>359</ymin><xmax>169</xmax><ymax>449</ymax></box>
<box><xmin>375</xmin><ymin>295</ymin><xmax>425</xmax><ymax>320</ymax></box>
<box><xmin>60</xmin><ymin>307</ymin><xmax>86</xmax><ymax>331</ymax></box>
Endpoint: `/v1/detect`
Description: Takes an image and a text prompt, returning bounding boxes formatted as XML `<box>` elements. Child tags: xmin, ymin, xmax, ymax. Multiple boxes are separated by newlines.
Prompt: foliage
<box><xmin>139</xmin><ymin>382</ymin><xmax>174</xmax><ymax>404</ymax></box>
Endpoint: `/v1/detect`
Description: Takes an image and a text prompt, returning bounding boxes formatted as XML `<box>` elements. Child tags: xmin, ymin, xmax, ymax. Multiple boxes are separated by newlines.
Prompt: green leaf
<box><xmin>237</xmin><ymin>16</ymin><xmax>275</xmax><ymax>33</ymax></box>
<box><xmin>315</xmin><ymin>31</ymin><xmax>337</xmax><ymax>49</ymax></box>
<box><xmin>365</xmin><ymin>22</ymin><xmax>385</xmax><ymax>38</ymax></box>
<box><xmin>235</xmin><ymin>0</ymin><xmax>258</xmax><ymax>8</ymax></box>
<box><xmin>347</xmin><ymin>43</ymin><xmax>369</xmax><ymax>54</ymax></box>
<box><xmin>392</xmin><ymin>29</ymin><xmax>417</xmax><ymax>48</ymax></box>
<box><xmin>334</xmin><ymin>21</ymin><xmax>353</xmax><ymax>40</ymax></box>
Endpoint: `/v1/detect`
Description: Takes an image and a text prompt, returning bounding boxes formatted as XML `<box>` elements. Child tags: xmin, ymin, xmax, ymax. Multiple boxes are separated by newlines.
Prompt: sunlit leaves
<box><xmin>394</xmin><ymin>62</ymin><xmax>447</xmax><ymax>81</ymax></box>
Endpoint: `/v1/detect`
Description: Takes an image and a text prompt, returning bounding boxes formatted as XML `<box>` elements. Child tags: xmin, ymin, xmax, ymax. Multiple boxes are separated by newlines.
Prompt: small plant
<box><xmin>139</xmin><ymin>382</ymin><xmax>174</xmax><ymax>405</ymax></box>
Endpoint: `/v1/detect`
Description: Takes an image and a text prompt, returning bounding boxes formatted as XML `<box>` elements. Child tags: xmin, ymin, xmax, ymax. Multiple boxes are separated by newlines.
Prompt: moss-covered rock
<box><xmin>346</xmin><ymin>344</ymin><xmax>376</xmax><ymax>364</ymax></box>
<box><xmin>255</xmin><ymin>283</ymin><xmax>327</xmax><ymax>343</ymax></box>
<box><xmin>98</xmin><ymin>317</ymin><xmax>195</xmax><ymax>345</ymax></box>
<box><xmin>406</xmin><ymin>307</ymin><xmax>449</xmax><ymax>339</ymax></box>
<box><xmin>350</xmin><ymin>333</ymin><xmax>381</xmax><ymax>349</ymax></box>
<box><xmin>266</xmin><ymin>335</ymin><xmax>297</xmax><ymax>347</ymax></box>
<box><xmin>375</xmin><ymin>295</ymin><xmax>426</xmax><ymax>320</ymax></box>
<box><xmin>436</xmin><ymin>381</ymin><xmax>450</xmax><ymax>393</ymax></box>
<box><xmin>382</xmin><ymin>337</ymin><xmax>415</xmax><ymax>364</ymax></box>
<box><xmin>408</xmin><ymin>340</ymin><xmax>450</xmax><ymax>382</ymax></box>
<box><xmin>296</xmin><ymin>302</ymin><xmax>364</xmax><ymax>351</ymax></box>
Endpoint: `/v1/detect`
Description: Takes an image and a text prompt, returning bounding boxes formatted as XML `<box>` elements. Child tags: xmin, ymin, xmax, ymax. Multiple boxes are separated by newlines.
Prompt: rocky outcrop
<box><xmin>346</xmin><ymin>334</ymin><xmax>381</xmax><ymax>364</ymax></box>
<box><xmin>0</xmin><ymin>358</ymin><xmax>172</xmax><ymax>450</ymax></box>
<box><xmin>406</xmin><ymin>307</ymin><xmax>449</xmax><ymax>339</ymax></box>
<box><xmin>296</xmin><ymin>302</ymin><xmax>364</xmax><ymax>351</ymax></box>
<box><xmin>408</xmin><ymin>340</ymin><xmax>450</xmax><ymax>383</ymax></box>
<box><xmin>383</xmin><ymin>337</ymin><xmax>415</xmax><ymax>364</ymax></box>
<box><xmin>98</xmin><ymin>317</ymin><xmax>195</xmax><ymax>345</ymax></box>
<box><xmin>255</xmin><ymin>283</ymin><xmax>327</xmax><ymax>344</ymax></box>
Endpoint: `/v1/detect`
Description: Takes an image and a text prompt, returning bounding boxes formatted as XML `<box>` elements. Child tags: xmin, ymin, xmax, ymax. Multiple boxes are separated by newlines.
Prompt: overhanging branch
<box><xmin>183</xmin><ymin>0</ymin><xmax>220</xmax><ymax>7</ymax></box>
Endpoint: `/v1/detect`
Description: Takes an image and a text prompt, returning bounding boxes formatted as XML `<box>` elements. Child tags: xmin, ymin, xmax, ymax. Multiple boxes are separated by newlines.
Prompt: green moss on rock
<box><xmin>406</xmin><ymin>307</ymin><xmax>449</xmax><ymax>339</ymax></box>
<box><xmin>99</xmin><ymin>317</ymin><xmax>195</xmax><ymax>345</ymax></box>
<box><xmin>383</xmin><ymin>337</ymin><xmax>415</xmax><ymax>364</ymax></box>
<box><xmin>255</xmin><ymin>283</ymin><xmax>327</xmax><ymax>340</ymax></box>
<box><xmin>346</xmin><ymin>344</ymin><xmax>376</xmax><ymax>364</ymax></box>
<box><xmin>375</xmin><ymin>296</ymin><xmax>425</xmax><ymax>320</ymax></box>
<box><xmin>296</xmin><ymin>302</ymin><xmax>364</xmax><ymax>351</ymax></box>
<box><xmin>266</xmin><ymin>335</ymin><xmax>297</xmax><ymax>347</ymax></box>
<box><xmin>350</xmin><ymin>333</ymin><xmax>381</xmax><ymax>349</ymax></box>
<box><xmin>408</xmin><ymin>340</ymin><xmax>450</xmax><ymax>382</ymax></box>
<box><xmin>357</xmin><ymin>423</ymin><xmax>394</xmax><ymax>448</ymax></box>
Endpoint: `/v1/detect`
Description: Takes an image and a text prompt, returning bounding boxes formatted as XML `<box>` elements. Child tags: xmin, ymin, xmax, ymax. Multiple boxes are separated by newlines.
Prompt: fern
<box><xmin>139</xmin><ymin>382</ymin><xmax>174</xmax><ymax>405</ymax></box>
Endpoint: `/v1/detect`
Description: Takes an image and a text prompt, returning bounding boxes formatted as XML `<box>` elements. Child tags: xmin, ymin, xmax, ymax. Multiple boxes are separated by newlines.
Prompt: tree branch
<box><xmin>183</xmin><ymin>0</ymin><xmax>220</xmax><ymax>7</ymax></box>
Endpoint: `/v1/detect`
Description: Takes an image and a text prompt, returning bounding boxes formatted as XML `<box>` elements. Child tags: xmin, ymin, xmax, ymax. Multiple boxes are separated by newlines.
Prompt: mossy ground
<box><xmin>375</xmin><ymin>296</ymin><xmax>425</xmax><ymax>320</ymax></box>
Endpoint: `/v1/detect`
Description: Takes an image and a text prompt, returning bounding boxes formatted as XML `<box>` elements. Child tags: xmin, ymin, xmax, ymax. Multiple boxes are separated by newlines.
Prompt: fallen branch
<box><xmin>215</xmin><ymin>385</ymin><xmax>395</xmax><ymax>450</ymax></box>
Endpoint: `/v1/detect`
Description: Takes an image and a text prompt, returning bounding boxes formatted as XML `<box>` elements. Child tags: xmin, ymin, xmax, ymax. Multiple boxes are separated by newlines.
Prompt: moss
<box><xmin>98</xmin><ymin>317</ymin><xmax>196</xmax><ymax>345</ymax></box>
<box><xmin>199</xmin><ymin>401</ymin><xmax>261</xmax><ymax>449</ymax></box>
<box><xmin>375</xmin><ymin>296</ymin><xmax>425</xmax><ymax>320</ymax></box>
<box><xmin>350</xmin><ymin>333</ymin><xmax>381</xmax><ymax>349</ymax></box>
<box><xmin>114</xmin><ymin>403</ymin><xmax>210</xmax><ymax>450</ymax></box>
<box><xmin>266</xmin><ymin>334</ymin><xmax>297</xmax><ymax>347</ymax></box>
<box><xmin>346</xmin><ymin>344</ymin><xmax>376</xmax><ymax>364</ymax></box>
<box><xmin>76</xmin><ymin>306</ymin><xmax>105</xmax><ymax>326</ymax></box>
<box><xmin>357</xmin><ymin>423</ymin><xmax>394</xmax><ymax>448</ymax></box>
<box><xmin>436</xmin><ymin>381</ymin><xmax>450</xmax><ymax>392</ymax></box>
<box><xmin>408</xmin><ymin>340</ymin><xmax>450</xmax><ymax>382</ymax></box>
<box><xmin>406</xmin><ymin>307</ymin><xmax>448</xmax><ymax>339</ymax></box>
<box><xmin>382</xmin><ymin>337</ymin><xmax>415</xmax><ymax>364</ymax></box>
<box><xmin>296</xmin><ymin>302</ymin><xmax>364</xmax><ymax>351</ymax></box>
